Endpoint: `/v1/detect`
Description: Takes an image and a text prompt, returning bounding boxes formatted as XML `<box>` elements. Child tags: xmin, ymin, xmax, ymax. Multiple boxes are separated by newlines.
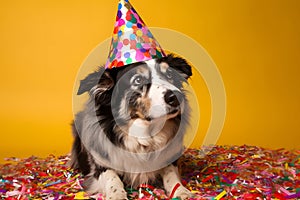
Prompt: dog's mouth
<box><xmin>131</xmin><ymin>107</ymin><xmax>180</xmax><ymax>123</ymax></box>
<box><xmin>127</xmin><ymin>108</ymin><xmax>181</xmax><ymax>148</ymax></box>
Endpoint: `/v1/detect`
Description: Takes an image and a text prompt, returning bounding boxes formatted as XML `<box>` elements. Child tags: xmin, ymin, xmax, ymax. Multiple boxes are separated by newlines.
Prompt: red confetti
<box><xmin>0</xmin><ymin>145</ymin><xmax>299</xmax><ymax>200</ymax></box>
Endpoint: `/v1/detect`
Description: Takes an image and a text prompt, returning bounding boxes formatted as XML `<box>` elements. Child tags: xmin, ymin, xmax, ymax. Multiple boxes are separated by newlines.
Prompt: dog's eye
<box><xmin>166</xmin><ymin>68</ymin><xmax>173</xmax><ymax>79</ymax></box>
<box><xmin>133</xmin><ymin>75</ymin><xmax>143</xmax><ymax>86</ymax></box>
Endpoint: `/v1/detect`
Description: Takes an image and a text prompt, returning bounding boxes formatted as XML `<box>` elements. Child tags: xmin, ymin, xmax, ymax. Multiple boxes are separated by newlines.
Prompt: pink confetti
<box><xmin>0</xmin><ymin>145</ymin><xmax>299</xmax><ymax>199</ymax></box>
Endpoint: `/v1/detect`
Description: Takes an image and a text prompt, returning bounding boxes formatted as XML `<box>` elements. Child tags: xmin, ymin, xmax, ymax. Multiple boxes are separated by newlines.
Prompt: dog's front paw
<box><xmin>173</xmin><ymin>185</ymin><xmax>193</xmax><ymax>200</ymax></box>
<box><xmin>106</xmin><ymin>187</ymin><xmax>128</xmax><ymax>200</ymax></box>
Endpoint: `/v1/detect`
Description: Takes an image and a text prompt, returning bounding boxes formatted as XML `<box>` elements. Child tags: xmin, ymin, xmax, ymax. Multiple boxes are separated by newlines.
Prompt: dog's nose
<box><xmin>164</xmin><ymin>90</ymin><xmax>183</xmax><ymax>107</ymax></box>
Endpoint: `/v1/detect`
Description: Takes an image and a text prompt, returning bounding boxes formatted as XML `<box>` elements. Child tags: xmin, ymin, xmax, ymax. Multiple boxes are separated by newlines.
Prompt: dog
<box><xmin>70</xmin><ymin>54</ymin><xmax>193</xmax><ymax>199</ymax></box>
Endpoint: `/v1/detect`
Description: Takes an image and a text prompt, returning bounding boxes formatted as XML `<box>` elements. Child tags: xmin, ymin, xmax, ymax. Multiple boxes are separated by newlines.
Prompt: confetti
<box><xmin>0</xmin><ymin>145</ymin><xmax>299</xmax><ymax>199</ymax></box>
<box><xmin>169</xmin><ymin>183</ymin><xmax>181</xmax><ymax>199</ymax></box>
<box><xmin>214</xmin><ymin>190</ymin><xmax>226</xmax><ymax>200</ymax></box>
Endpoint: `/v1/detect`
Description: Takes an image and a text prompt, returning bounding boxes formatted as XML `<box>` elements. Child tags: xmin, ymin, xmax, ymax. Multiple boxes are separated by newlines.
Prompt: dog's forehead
<box><xmin>136</xmin><ymin>64</ymin><xmax>150</xmax><ymax>79</ymax></box>
<box><xmin>145</xmin><ymin>59</ymin><xmax>169</xmax><ymax>77</ymax></box>
<box><xmin>145</xmin><ymin>59</ymin><xmax>157</xmax><ymax>67</ymax></box>
<box><xmin>144</xmin><ymin>59</ymin><xmax>179</xmax><ymax>91</ymax></box>
<box><xmin>132</xmin><ymin>60</ymin><xmax>176</xmax><ymax>89</ymax></box>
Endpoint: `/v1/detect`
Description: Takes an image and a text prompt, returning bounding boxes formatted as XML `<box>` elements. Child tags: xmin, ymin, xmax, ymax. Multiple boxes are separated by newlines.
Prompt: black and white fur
<box><xmin>70</xmin><ymin>54</ymin><xmax>193</xmax><ymax>199</ymax></box>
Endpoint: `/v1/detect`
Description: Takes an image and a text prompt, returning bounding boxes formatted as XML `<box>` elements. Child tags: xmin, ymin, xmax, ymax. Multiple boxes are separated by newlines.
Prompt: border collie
<box><xmin>70</xmin><ymin>54</ymin><xmax>193</xmax><ymax>199</ymax></box>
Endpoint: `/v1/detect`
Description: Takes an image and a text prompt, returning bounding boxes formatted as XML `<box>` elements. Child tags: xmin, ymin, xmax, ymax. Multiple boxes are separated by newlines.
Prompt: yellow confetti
<box><xmin>74</xmin><ymin>191</ymin><xmax>89</xmax><ymax>199</ymax></box>
<box><xmin>251</xmin><ymin>155</ymin><xmax>261</xmax><ymax>159</ymax></box>
<box><xmin>240</xmin><ymin>159</ymin><xmax>248</xmax><ymax>165</ymax></box>
<box><xmin>285</xmin><ymin>162</ymin><xmax>289</xmax><ymax>170</ymax></box>
<box><xmin>214</xmin><ymin>190</ymin><xmax>227</xmax><ymax>200</ymax></box>
<box><xmin>200</xmin><ymin>166</ymin><xmax>209</xmax><ymax>173</ymax></box>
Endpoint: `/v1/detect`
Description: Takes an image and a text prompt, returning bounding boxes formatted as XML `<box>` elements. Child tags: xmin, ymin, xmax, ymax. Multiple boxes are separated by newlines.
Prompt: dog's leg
<box><xmin>160</xmin><ymin>165</ymin><xmax>192</xmax><ymax>200</ymax></box>
<box><xmin>83</xmin><ymin>169</ymin><xmax>127</xmax><ymax>200</ymax></box>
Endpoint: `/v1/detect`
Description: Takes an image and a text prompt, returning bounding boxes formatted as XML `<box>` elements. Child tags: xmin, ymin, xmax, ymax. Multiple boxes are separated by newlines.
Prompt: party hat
<box><xmin>105</xmin><ymin>0</ymin><xmax>166</xmax><ymax>69</ymax></box>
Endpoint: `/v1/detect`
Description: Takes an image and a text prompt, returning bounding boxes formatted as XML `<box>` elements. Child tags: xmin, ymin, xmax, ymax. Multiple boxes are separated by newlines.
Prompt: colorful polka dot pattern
<box><xmin>105</xmin><ymin>0</ymin><xmax>166</xmax><ymax>69</ymax></box>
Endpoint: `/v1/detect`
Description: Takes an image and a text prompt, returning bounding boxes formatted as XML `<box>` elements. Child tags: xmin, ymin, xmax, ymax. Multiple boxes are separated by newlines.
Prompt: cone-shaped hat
<box><xmin>105</xmin><ymin>0</ymin><xmax>166</xmax><ymax>69</ymax></box>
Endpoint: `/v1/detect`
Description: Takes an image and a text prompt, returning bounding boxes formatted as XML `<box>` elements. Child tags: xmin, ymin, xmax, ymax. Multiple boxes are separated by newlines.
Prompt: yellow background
<box><xmin>1</xmin><ymin>0</ymin><xmax>300</xmax><ymax>161</ymax></box>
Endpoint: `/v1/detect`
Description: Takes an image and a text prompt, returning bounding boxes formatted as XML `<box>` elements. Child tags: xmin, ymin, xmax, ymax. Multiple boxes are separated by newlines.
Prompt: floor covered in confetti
<box><xmin>0</xmin><ymin>145</ymin><xmax>299</xmax><ymax>200</ymax></box>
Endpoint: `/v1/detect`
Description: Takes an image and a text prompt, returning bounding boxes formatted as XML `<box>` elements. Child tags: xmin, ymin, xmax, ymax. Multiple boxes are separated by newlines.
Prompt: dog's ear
<box><xmin>77</xmin><ymin>68</ymin><xmax>114</xmax><ymax>95</ymax></box>
<box><xmin>158</xmin><ymin>54</ymin><xmax>192</xmax><ymax>80</ymax></box>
